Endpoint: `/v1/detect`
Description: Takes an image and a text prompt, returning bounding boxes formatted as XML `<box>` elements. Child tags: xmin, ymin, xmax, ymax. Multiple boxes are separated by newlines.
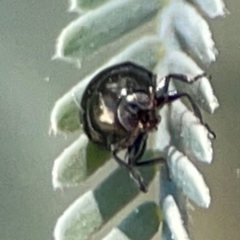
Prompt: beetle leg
<box><xmin>158</xmin><ymin>73</ymin><xmax>215</xmax><ymax>138</ymax></box>
<box><xmin>156</xmin><ymin>73</ymin><xmax>207</xmax><ymax>106</ymax></box>
<box><xmin>127</xmin><ymin>132</ymin><xmax>147</xmax><ymax>165</ymax></box>
<box><xmin>125</xmin><ymin>131</ymin><xmax>166</xmax><ymax>166</ymax></box>
<box><xmin>111</xmin><ymin>147</ymin><xmax>148</xmax><ymax>192</ymax></box>
<box><xmin>127</xmin><ymin>133</ymin><xmax>166</xmax><ymax>167</ymax></box>
<box><xmin>133</xmin><ymin>157</ymin><xmax>166</xmax><ymax>166</ymax></box>
<box><xmin>165</xmin><ymin>91</ymin><xmax>216</xmax><ymax>139</ymax></box>
<box><xmin>162</xmin><ymin>72</ymin><xmax>207</xmax><ymax>93</ymax></box>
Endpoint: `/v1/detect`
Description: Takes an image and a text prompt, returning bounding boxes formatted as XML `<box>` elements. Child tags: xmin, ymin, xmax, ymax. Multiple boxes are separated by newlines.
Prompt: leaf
<box><xmin>54</xmin><ymin>0</ymin><xmax>162</xmax><ymax>62</ymax></box>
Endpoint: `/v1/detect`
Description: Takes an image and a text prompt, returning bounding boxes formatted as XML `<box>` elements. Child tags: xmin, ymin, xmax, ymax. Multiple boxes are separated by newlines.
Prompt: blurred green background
<box><xmin>0</xmin><ymin>0</ymin><xmax>240</xmax><ymax>239</ymax></box>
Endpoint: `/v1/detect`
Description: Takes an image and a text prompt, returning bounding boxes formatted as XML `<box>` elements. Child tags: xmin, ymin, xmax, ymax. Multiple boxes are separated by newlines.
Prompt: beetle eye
<box><xmin>128</xmin><ymin>102</ymin><xmax>138</xmax><ymax>113</ymax></box>
<box><xmin>117</xmin><ymin>100</ymin><xmax>138</xmax><ymax>131</ymax></box>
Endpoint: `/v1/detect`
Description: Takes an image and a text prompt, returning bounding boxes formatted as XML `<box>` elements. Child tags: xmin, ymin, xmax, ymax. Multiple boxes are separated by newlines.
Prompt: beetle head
<box><xmin>117</xmin><ymin>90</ymin><xmax>160</xmax><ymax>132</ymax></box>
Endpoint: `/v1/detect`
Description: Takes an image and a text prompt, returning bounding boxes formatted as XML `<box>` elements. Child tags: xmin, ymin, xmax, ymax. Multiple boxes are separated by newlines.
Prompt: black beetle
<box><xmin>80</xmin><ymin>62</ymin><xmax>215</xmax><ymax>192</ymax></box>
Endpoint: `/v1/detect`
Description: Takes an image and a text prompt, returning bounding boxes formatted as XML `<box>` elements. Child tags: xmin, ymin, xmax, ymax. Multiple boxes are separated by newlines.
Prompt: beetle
<box><xmin>80</xmin><ymin>62</ymin><xmax>215</xmax><ymax>192</ymax></box>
